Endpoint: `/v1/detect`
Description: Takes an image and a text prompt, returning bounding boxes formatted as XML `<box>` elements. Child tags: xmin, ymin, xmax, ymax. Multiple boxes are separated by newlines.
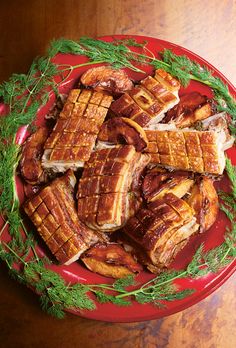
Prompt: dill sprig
<box><xmin>48</xmin><ymin>37</ymin><xmax>236</xmax><ymax>121</ymax></box>
<box><xmin>0</xmin><ymin>37</ymin><xmax>235</xmax><ymax>318</ymax></box>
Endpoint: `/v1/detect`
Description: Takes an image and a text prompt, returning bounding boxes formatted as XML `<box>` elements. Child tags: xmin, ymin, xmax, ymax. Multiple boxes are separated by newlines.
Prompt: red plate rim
<box><xmin>0</xmin><ymin>35</ymin><xmax>235</xmax><ymax>322</ymax></box>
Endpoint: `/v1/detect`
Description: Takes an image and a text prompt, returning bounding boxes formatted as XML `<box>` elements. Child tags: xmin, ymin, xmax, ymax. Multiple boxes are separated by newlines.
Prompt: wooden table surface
<box><xmin>0</xmin><ymin>1</ymin><xmax>235</xmax><ymax>347</ymax></box>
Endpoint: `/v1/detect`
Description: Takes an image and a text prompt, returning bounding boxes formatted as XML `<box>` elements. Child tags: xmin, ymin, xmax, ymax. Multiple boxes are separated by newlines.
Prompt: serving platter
<box><xmin>0</xmin><ymin>35</ymin><xmax>235</xmax><ymax>322</ymax></box>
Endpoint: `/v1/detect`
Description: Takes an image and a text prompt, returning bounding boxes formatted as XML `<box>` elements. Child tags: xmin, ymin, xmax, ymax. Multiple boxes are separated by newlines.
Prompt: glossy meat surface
<box><xmin>80</xmin><ymin>66</ymin><xmax>133</xmax><ymax>94</ymax></box>
<box><xmin>20</xmin><ymin>126</ymin><xmax>49</xmax><ymax>184</ymax></box>
<box><xmin>24</xmin><ymin>170</ymin><xmax>99</xmax><ymax>265</ymax></box>
<box><xmin>123</xmin><ymin>193</ymin><xmax>199</xmax><ymax>272</ymax></box>
<box><xmin>186</xmin><ymin>176</ymin><xmax>219</xmax><ymax>233</ymax></box>
<box><xmin>110</xmin><ymin>69</ymin><xmax>180</xmax><ymax>127</ymax></box>
<box><xmin>81</xmin><ymin>242</ymin><xmax>142</xmax><ymax>278</ymax></box>
<box><xmin>77</xmin><ymin>145</ymin><xmax>150</xmax><ymax>231</ymax></box>
<box><xmin>42</xmin><ymin>89</ymin><xmax>113</xmax><ymax>172</ymax></box>
<box><xmin>163</xmin><ymin>92</ymin><xmax>213</xmax><ymax>127</ymax></box>
<box><xmin>145</xmin><ymin>129</ymin><xmax>225</xmax><ymax>174</ymax></box>
<box><xmin>97</xmin><ymin>117</ymin><xmax>148</xmax><ymax>151</ymax></box>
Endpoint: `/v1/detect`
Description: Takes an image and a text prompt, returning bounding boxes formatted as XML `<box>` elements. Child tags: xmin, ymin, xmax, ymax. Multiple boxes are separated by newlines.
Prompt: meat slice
<box><xmin>80</xmin><ymin>66</ymin><xmax>133</xmax><ymax>95</ymax></box>
<box><xmin>42</xmin><ymin>89</ymin><xmax>113</xmax><ymax>172</ymax></box>
<box><xmin>186</xmin><ymin>176</ymin><xmax>219</xmax><ymax>233</ymax></box>
<box><xmin>110</xmin><ymin>69</ymin><xmax>180</xmax><ymax>127</ymax></box>
<box><xmin>142</xmin><ymin>170</ymin><xmax>194</xmax><ymax>202</ymax></box>
<box><xmin>199</xmin><ymin>112</ymin><xmax>234</xmax><ymax>150</ymax></box>
<box><xmin>163</xmin><ymin>92</ymin><xmax>213</xmax><ymax>128</ymax></box>
<box><xmin>23</xmin><ymin>170</ymin><xmax>100</xmax><ymax>265</ymax></box>
<box><xmin>122</xmin><ymin>193</ymin><xmax>199</xmax><ymax>273</ymax></box>
<box><xmin>97</xmin><ymin>117</ymin><xmax>148</xmax><ymax>151</ymax></box>
<box><xmin>77</xmin><ymin>145</ymin><xmax>150</xmax><ymax>232</ymax></box>
<box><xmin>145</xmin><ymin>129</ymin><xmax>226</xmax><ymax>174</ymax></box>
<box><xmin>81</xmin><ymin>242</ymin><xmax>142</xmax><ymax>278</ymax></box>
<box><xmin>20</xmin><ymin>126</ymin><xmax>49</xmax><ymax>185</ymax></box>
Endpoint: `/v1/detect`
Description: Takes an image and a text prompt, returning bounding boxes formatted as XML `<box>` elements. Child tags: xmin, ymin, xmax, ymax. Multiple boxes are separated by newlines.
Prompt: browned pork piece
<box><xmin>123</xmin><ymin>193</ymin><xmax>199</xmax><ymax>273</ymax></box>
<box><xmin>186</xmin><ymin>176</ymin><xmax>219</xmax><ymax>233</ymax></box>
<box><xmin>20</xmin><ymin>126</ymin><xmax>50</xmax><ymax>185</ymax></box>
<box><xmin>199</xmin><ymin>112</ymin><xmax>234</xmax><ymax>150</ymax></box>
<box><xmin>110</xmin><ymin>69</ymin><xmax>180</xmax><ymax>127</ymax></box>
<box><xmin>77</xmin><ymin>145</ymin><xmax>150</xmax><ymax>232</ymax></box>
<box><xmin>145</xmin><ymin>129</ymin><xmax>226</xmax><ymax>174</ymax></box>
<box><xmin>42</xmin><ymin>89</ymin><xmax>113</xmax><ymax>172</ymax></box>
<box><xmin>97</xmin><ymin>117</ymin><xmax>148</xmax><ymax>151</ymax></box>
<box><xmin>81</xmin><ymin>242</ymin><xmax>142</xmax><ymax>278</ymax></box>
<box><xmin>23</xmin><ymin>170</ymin><xmax>100</xmax><ymax>265</ymax></box>
<box><xmin>162</xmin><ymin>92</ymin><xmax>213</xmax><ymax>128</ymax></box>
<box><xmin>142</xmin><ymin>170</ymin><xmax>194</xmax><ymax>202</ymax></box>
<box><xmin>80</xmin><ymin>66</ymin><xmax>133</xmax><ymax>94</ymax></box>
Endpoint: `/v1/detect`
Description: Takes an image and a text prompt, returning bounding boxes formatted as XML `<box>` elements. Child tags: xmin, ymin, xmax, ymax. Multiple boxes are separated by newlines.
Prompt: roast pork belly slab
<box><xmin>110</xmin><ymin>69</ymin><xmax>180</xmax><ymax>127</ymax></box>
<box><xmin>145</xmin><ymin>129</ymin><xmax>226</xmax><ymax>174</ymax></box>
<box><xmin>77</xmin><ymin>145</ymin><xmax>150</xmax><ymax>232</ymax></box>
<box><xmin>123</xmin><ymin>193</ymin><xmax>199</xmax><ymax>272</ymax></box>
<box><xmin>42</xmin><ymin>89</ymin><xmax>113</xmax><ymax>172</ymax></box>
<box><xmin>23</xmin><ymin>170</ymin><xmax>100</xmax><ymax>265</ymax></box>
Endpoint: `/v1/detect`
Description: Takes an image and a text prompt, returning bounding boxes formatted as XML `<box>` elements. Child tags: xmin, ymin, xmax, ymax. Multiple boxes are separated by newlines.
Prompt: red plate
<box><xmin>1</xmin><ymin>35</ymin><xmax>236</xmax><ymax>322</ymax></box>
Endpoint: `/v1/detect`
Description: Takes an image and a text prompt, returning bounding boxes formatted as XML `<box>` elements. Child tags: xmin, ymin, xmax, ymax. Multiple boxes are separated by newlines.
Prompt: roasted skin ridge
<box><xmin>123</xmin><ymin>193</ymin><xmax>199</xmax><ymax>272</ymax></box>
<box><xmin>42</xmin><ymin>89</ymin><xmax>113</xmax><ymax>171</ymax></box>
<box><xmin>77</xmin><ymin>145</ymin><xmax>149</xmax><ymax>232</ymax></box>
<box><xmin>145</xmin><ymin>129</ymin><xmax>225</xmax><ymax>174</ymax></box>
<box><xmin>23</xmin><ymin>170</ymin><xmax>99</xmax><ymax>265</ymax></box>
<box><xmin>110</xmin><ymin>69</ymin><xmax>180</xmax><ymax>127</ymax></box>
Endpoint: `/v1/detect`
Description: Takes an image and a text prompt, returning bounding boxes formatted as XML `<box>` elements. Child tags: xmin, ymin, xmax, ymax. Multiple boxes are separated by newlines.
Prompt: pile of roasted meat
<box><xmin>21</xmin><ymin>65</ymin><xmax>234</xmax><ymax>278</ymax></box>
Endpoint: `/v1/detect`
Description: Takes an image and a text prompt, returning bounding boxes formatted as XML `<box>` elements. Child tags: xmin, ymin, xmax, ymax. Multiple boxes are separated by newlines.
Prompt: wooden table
<box><xmin>0</xmin><ymin>1</ymin><xmax>235</xmax><ymax>347</ymax></box>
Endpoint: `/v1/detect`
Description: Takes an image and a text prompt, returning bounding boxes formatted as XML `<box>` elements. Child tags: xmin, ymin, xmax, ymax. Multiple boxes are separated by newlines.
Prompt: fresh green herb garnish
<box><xmin>0</xmin><ymin>37</ymin><xmax>235</xmax><ymax>318</ymax></box>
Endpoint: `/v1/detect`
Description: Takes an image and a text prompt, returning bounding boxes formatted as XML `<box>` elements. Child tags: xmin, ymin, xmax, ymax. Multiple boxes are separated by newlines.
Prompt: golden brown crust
<box><xmin>163</xmin><ymin>92</ymin><xmax>213</xmax><ymax>128</ymax></box>
<box><xmin>154</xmin><ymin>69</ymin><xmax>181</xmax><ymax>91</ymax></box>
<box><xmin>81</xmin><ymin>243</ymin><xmax>142</xmax><ymax>278</ymax></box>
<box><xmin>20</xmin><ymin>126</ymin><xmax>49</xmax><ymax>185</ymax></box>
<box><xmin>186</xmin><ymin>176</ymin><xmax>219</xmax><ymax>233</ymax></box>
<box><xmin>145</xmin><ymin>130</ymin><xmax>225</xmax><ymax>174</ymax></box>
<box><xmin>110</xmin><ymin>69</ymin><xmax>180</xmax><ymax>127</ymax></box>
<box><xmin>97</xmin><ymin>117</ymin><xmax>148</xmax><ymax>151</ymax></box>
<box><xmin>42</xmin><ymin>89</ymin><xmax>113</xmax><ymax>169</ymax></box>
<box><xmin>24</xmin><ymin>170</ymin><xmax>99</xmax><ymax>265</ymax></box>
<box><xmin>77</xmin><ymin>145</ymin><xmax>148</xmax><ymax>231</ymax></box>
<box><xmin>123</xmin><ymin>192</ymin><xmax>198</xmax><ymax>271</ymax></box>
<box><xmin>80</xmin><ymin>66</ymin><xmax>133</xmax><ymax>94</ymax></box>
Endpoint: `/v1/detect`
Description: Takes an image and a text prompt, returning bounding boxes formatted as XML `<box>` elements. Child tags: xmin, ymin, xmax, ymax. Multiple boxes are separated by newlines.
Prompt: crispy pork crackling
<box><xmin>42</xmin><ymin>89</ymin><xmax>113</xmax><ymax>172</ymax></box>
<box><xmin>123</xmin><ymin>193</ymin><xmax>199</xmax><ymax>273</ymax></box>
<box><xmin>23</xmin><ymin>170</ymin><xmax>100</xmax><ymax>265</ymax></box>
<box><xmin>77</xmin><ymin>145</ymin><xmax>150</xmax><ymax>232</ymax></box>
<box><xmin>110</xmin><ymin>69</ymin><xmax>180</xmax><ymax>127</ymax></box>
<box><xmin>145</xmin><ymin>129</ymin><xmax>226</xmax><ymax>174</ymax></box>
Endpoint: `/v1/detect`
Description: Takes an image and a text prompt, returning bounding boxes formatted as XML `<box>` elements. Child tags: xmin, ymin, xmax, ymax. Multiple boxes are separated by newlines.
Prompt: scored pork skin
<box><xmin>77</xmin><ymin>145</ymin><xmax>150</xmax><ymax>232</ymax></box>
<box><xmin>42</xmin><ymin>89</ymin><xmax>113</xmax><ymax>172</ymax></box>
<box><xmin>23</xmin><ymin>170</ymin><xmax>100</xmax><ymax>265</ymax></box>
<box><xmin>123</xmin><ymin>193</ymin><xmax>199</xmax><ymax>272</ymax></box>
<box><xmin>110</xmin><ymin>69</ymin><xmax>180</xmax><ymax>127</ymax></box>
<box><xmin>145</xmin><ymin>129</ymin><xmax>226</xmax><ymax>174</ymax></box>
